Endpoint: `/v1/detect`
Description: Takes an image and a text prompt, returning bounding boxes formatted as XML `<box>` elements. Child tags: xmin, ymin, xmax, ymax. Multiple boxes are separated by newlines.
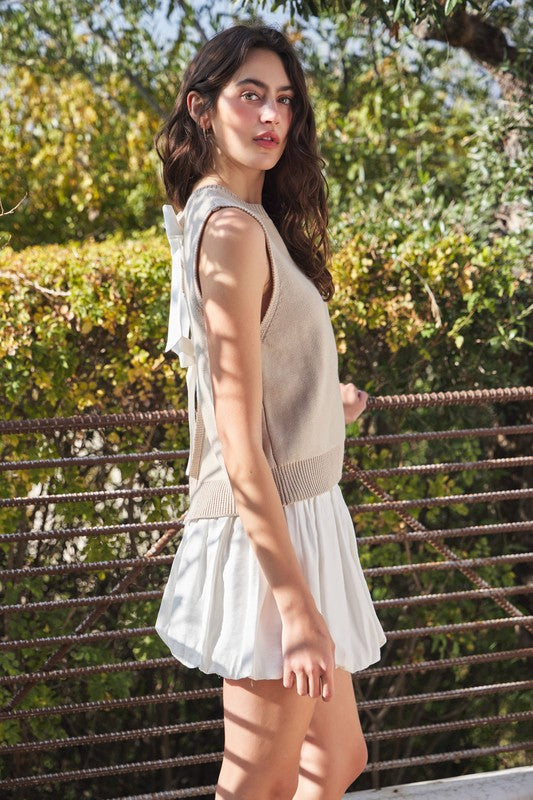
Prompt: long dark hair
<box><xmin>154</xmin><ymin>24</ymin><xmax>334</xmax><ymax>300</ymax></box>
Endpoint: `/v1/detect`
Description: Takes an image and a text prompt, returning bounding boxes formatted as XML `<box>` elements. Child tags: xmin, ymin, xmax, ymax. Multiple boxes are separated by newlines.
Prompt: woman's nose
<box><xmin>260</xmin><ymin>98</ymin><xmax>280</xmax><ymax>124</ymax></box>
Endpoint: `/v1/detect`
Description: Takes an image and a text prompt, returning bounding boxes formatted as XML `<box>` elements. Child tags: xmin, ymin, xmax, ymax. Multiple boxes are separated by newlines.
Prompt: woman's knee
<box><xmin>315</xmin><ymin>728</ymin><xmax>368</xmax><ymax>795</ymax></box>
<box><xmin>341</xmin><ymin>734</ymin><xmax>368</xmax><ymax>788</ymax></box>
<box><xmin>262</xmin><ymin>772</ymin><xmax>300</xmax><ymax>800</ymax></box>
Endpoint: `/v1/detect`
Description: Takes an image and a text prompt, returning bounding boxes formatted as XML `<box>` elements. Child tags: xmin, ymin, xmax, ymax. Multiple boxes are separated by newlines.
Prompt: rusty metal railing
<box><xmin>0</xmin><ymin>386</ymin><xmax>532</xmax><ymax>798</ymax></box>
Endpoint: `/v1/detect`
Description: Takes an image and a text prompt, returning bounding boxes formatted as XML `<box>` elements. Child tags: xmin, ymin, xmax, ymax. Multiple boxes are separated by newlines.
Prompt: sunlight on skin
<box><xmin>187</xmin><ymin>47</ymin><xmax>294</xmax><ymax>204</ymax></box>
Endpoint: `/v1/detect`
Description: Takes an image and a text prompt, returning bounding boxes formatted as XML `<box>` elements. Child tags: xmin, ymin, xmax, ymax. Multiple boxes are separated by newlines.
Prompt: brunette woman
<box><xmin>155</xmin><ymin>23</ymin><xmax>386</xmax><ymax>800</ymax></box>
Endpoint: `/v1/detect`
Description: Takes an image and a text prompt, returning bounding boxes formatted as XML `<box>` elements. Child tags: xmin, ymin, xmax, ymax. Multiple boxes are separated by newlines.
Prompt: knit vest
<box><xmin>163</xmin><ymin>184</ymin><xmax>345</xmax><ymax>521</ymax></box>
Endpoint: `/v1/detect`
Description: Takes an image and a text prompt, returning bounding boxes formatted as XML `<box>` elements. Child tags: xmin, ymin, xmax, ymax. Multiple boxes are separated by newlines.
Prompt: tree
<box><xmin>1</xmin><ymin>1</ymin><xmax>530</xmax><ymax>246</ymax></box>
<box><xmin>271</xmin><ymin>0</ymin><xmax>530</xmax><ymax>79</ymax></box>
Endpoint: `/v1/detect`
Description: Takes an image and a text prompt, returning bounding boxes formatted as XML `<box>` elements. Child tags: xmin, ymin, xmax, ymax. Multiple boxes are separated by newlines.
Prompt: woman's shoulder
<box><xmin>200</xmin><ymin>205</ymin><xmax>266</xmax><ymax>264</ymax></box>
<box><xmin>187</xmin><ymin>184</ymin><xmax>266</xmax><ymax>242</ymax></box>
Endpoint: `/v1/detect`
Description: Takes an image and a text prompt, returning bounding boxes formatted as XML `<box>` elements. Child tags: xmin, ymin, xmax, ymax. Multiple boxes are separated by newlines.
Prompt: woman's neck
<box><xmin>194</xmin><ymin>172</ymin><xmax>264</xmax><ymax>205</ymax></box>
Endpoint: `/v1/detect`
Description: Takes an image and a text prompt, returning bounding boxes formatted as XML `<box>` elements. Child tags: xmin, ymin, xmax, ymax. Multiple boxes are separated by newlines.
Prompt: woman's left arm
<box><xmin>339</xmin><ymin>382</ymin><xmax>368</xmax><ymax>425</ymax></box>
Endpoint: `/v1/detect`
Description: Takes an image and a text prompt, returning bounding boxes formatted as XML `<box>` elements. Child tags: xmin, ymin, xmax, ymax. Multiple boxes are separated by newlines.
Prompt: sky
<box><xmin>150</xmin><ymin>0</ymin><xmax>336</xmax><ymax>60</ymax></box>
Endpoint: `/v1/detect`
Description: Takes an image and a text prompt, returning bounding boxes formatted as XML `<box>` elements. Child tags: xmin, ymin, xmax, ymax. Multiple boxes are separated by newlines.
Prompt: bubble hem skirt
<box><xmin>155</xmin><ymin>484</ymin><xmax>387</xmax><ymax>680</ymax></box>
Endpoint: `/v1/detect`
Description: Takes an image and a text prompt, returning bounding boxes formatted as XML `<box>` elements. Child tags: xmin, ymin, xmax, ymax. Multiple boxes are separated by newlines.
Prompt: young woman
<box><xmin>154</xmin><ymin>23</ymin><xmax>387</xmax><ymax>800</ymax></box>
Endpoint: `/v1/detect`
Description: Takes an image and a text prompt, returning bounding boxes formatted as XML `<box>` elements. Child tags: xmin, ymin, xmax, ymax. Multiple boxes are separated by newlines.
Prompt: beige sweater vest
<box><xmin>166</xmin><ymin>184</ymin><xmax>345</xmax><ymax>521</ymax></box>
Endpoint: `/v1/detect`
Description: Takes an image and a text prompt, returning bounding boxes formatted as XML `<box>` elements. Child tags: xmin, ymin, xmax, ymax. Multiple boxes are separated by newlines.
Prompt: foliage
<box><xmin>1</xmin><ymin>0</ymin><xmax>531</xmax><ymax>795</ymax></box>
<box><xmin>1</xmin><ymin>209</ymin><xmax>530</xmax><ymax>794</ymax></box>
<box><xmin>1</xmin><ymin>1</ymin><xmax>530</xmax><ymax>248</ymax></box>
<box><xmin>0</xmin><ymin>230</ymin><xmax>220</xmax><ymax>796</ymax></box>
<box><xmin>0</xmin><ymin>231</ymin><xmax>186</xmax><ymax>416</ymax></box>
<box><xmin>0</xmin><ymin>65</ymin><xmax>162</xmax><ymax>248</ymax></box>
<box><xmin>267</xmin><ymin>0</ymin><xmax>470</xmax><ymax>26</ymax></box>
<box><xmin>331</xmin><ymin>223</ymin><xmax>530</xmax><ymax>394</ymax></box>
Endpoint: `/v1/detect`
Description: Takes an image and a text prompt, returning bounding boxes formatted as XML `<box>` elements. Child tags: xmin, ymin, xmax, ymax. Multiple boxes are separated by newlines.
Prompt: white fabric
<box><xmin>162</xmin><ymin>204</ymin><xmax>196</xmax><ymax>475</ymax></box>
<box><xmin>155</xmin><ymin>484</ymin><xmax>387</xmax><ymax>680</ymax></box>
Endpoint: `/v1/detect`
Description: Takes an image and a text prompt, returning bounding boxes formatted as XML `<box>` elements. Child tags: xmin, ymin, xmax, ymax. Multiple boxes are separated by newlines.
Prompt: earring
<box><xmin>203</xmin><ymin>126</ymin><xmax>209</xmax><ymax>142</ymax></box>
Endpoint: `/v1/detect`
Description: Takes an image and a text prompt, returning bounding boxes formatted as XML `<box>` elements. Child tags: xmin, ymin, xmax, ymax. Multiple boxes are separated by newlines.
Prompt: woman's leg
<box><xmin>293</xmin><ymin>668</ymin><xmax>368</xmax><ymax>800</ymax></box>
<box><xmin>215</xmin><ymin>675</ymin><xmax>318</xmax><ymax>800</ymax></box>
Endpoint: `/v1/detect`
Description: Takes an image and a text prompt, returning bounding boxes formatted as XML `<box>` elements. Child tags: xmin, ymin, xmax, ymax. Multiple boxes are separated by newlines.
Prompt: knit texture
<box><xmin>181</xmin><ymin>184</ymin><xmax>346</xmax><ymax>520</ymax></box>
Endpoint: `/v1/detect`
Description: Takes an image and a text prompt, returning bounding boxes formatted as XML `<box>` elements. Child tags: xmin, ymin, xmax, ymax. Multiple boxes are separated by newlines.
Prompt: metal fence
<box><xmin>1</xmin><ymin>386</ymin><xmax>532</xmax><ymax>799</ymax></box>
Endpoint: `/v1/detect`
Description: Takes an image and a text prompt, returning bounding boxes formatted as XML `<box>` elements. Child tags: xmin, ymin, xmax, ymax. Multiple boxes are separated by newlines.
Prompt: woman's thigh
<box><xmin>293</xmin><ymin>668</ymin><xmax>368</xmax><ymax>800</ymax></box>
<box><xmin>215</xmin><ymin>675</ymin><xmax>318</xmax><ymax>800</ymax></box>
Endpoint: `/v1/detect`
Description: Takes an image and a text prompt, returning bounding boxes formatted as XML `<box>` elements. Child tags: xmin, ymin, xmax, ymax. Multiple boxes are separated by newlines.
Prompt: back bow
<box><xmin>162</xmin><ymin>204</ymin><xmax>196</xmax><ymax>476</ymax></box>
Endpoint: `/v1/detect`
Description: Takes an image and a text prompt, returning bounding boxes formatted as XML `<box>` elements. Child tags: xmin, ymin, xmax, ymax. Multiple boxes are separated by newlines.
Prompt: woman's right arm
<box><xmin>197</xmin><ymin>206</ymin><xmax>336</xmax><ymax>701</ymax></box>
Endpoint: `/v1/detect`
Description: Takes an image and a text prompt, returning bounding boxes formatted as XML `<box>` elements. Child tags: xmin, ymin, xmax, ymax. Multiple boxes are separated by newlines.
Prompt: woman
<box><xmin>154</xmin><ymin>23</ymin><xmax>387</xmax><ymax>800</ymax></box>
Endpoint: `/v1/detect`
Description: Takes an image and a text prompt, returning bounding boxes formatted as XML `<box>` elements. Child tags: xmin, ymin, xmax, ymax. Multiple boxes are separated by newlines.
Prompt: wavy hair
<box><xmin>154</xmin><ymin>24</ymin><xmax>334</xmax><ymax>300</ymax></box>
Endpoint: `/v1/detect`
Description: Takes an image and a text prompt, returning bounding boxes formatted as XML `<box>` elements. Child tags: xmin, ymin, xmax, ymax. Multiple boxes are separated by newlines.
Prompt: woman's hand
<box><xmin>339</xmin><ymin>382</ymin><xmax>368</xmax><ymax>425</ymax></box>
<box><xmin>281</xmin><ymin>605</ymin><xmax>336</xmax><ymax>702</ymax></box>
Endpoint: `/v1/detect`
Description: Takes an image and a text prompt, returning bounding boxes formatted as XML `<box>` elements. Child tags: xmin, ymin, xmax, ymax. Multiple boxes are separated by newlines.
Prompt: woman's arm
<box><xmin>198</xmin><ymin>206</ymin><xmax>336</xmax><ymax>701</ymax></box>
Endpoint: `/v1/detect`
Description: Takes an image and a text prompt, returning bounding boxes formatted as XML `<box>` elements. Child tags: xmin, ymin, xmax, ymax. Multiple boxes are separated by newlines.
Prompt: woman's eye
<box><xmin>241</xmin><ymin>91</ymin><xmax>293</xmax><ymax>105</ymax></box>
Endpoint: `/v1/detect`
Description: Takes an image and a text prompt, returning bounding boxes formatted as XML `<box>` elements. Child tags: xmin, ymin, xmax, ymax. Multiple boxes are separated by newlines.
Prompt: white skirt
<box><xmin>155</xmin><ymin>484</ymin><xmax>387</xmax><ymax>680</ymax></box>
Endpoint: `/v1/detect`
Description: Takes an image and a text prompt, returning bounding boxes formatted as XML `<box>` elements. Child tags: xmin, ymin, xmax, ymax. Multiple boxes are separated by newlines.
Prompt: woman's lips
<box><xmin>253</xmin><ymin>137</ymin><xmax>279</xmax><ymax>149</ymax></box>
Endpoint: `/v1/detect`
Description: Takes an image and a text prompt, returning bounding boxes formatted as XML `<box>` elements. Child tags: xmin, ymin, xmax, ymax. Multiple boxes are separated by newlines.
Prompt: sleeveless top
<box><xmin>162</xmin><ymin>184</ymin><xmax>345</xmax><ymax>521</ymax></box>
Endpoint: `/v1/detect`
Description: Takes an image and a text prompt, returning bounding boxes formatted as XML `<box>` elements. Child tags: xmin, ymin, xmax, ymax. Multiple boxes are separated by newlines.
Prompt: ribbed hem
<box><xmin>186</xmin><ymin>444</ymin><xmax>344</xmax><ymax>521</ymax></box>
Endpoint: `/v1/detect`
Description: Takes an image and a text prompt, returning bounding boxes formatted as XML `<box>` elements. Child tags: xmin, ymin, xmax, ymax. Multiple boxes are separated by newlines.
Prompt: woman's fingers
<box><xmin>283</xmin><ymin>667</ymin><xmax>294</xmax><ymax>690</ymax></box>
<box><xmin>354</xmin><ymin>388</ymin><xmax>368</xmax><ymax>411</ymax></box>
<box><xmin>285</xmin><ymin>666</ymin><xmax>325</xmax><ymax>698</ymax></box>
<box><xmin>340</xmin><ymin>382</ymin><xmax>369</xmax><ymax>424</ymax></box>
<box><xmin>308</xmin><ymin>668</ymin><xmax>320</xmax><ymax>699</ymax></box>
<box><xmin>321</xmin><ymin>662</ymin><xmax>335</xmax><ymax>702</ymax></box>
<box><xmin>286</xmin><ymin>661</ymin><xmax>334</xmax><ymax>700</ymax></box>
<box><xmin>295</xmin><ymin>669</ymin><xmax>308</xmax><ymax>696</ymax></box>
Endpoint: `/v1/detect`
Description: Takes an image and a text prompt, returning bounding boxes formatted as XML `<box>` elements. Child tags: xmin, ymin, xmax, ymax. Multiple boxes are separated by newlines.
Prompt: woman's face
<box><xmin>207</xmin><ymin>47</ymin><xmax>294</xmax><ymax>175</ymax></box>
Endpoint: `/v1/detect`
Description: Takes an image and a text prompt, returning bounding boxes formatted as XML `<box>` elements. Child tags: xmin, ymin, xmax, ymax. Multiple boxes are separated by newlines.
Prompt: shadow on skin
<box><xmin>214</xmin><ymin>680</ymin><xmax>325</xmax><ymax>800</ymax></box>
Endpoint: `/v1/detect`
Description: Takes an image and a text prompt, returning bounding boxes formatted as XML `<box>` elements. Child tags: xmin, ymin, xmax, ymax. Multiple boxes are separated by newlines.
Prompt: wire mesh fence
<box><xmin>1</xmin><ymin>386</ymin><xmax>532</xmax><ymax>798</ymax></box>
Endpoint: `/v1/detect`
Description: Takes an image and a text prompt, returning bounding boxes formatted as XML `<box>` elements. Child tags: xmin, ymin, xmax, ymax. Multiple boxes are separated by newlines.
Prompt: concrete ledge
<box><xmin>346</xmin><ymin>766</ymin><xmax>533</xmax><ymax>800</ymax></box>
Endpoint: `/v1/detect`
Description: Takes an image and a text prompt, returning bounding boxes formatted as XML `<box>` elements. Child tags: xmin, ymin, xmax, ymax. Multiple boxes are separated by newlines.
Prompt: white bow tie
<box><xmin>162</xmin><ymin>204</ymin><xmax>196</xmax><ymax>476</ymax></box>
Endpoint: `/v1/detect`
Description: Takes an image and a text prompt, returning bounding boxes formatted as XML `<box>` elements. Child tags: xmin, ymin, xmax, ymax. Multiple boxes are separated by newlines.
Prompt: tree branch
<box><xmin>413</xmin><ymin>10</ymin><xmax>516</xmax><ymax>68</ymax></box>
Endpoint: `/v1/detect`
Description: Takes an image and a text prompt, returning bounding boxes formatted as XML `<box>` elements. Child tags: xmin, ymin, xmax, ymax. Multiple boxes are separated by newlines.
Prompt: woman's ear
<box><xmin>187</xmin><ymin>91</ymin><xmax>209</xmax><ymax>128</ymax></box>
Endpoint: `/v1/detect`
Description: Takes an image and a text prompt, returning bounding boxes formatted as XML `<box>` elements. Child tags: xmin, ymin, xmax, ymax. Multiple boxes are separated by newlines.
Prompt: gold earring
<box><xmin>203</xmin><ymin>126</ymin><xmax>208</xmax><ymax>142</ymax></box>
